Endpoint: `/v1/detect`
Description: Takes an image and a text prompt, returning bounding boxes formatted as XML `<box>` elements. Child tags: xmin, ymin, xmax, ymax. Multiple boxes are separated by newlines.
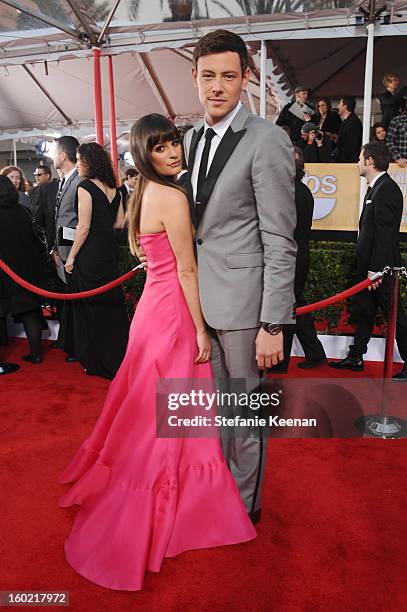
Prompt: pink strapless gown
<box><xmin>58</xmin><ymin>231</ymin><xmax>256</xmax><ymax>591</ymax></box>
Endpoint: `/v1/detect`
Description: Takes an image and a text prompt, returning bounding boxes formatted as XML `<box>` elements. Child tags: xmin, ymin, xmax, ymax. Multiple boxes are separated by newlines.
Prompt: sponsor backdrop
<box><xmin>306</xmin><ymin>164</ymin><xmax>407</xmax><ymax>232</ymax></box>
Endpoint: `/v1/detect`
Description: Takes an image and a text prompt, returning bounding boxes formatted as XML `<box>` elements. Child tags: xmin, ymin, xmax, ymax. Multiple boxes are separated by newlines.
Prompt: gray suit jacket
<box><xmin>55</xmin><ymin>169</ymin><xmax>82</xmax><ymax>262</ymax></box>
<box><xmin>184</xmin><ymin>105</ymin><xmax>297</xmax><ymax>330</ymax></box>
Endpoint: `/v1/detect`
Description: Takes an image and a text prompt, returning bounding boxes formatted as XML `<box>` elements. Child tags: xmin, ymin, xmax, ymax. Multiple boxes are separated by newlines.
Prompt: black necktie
<box><xmin>196</xmin><ymin>128</ymin><xmax>216</xmax><ymax>202</ymax></box>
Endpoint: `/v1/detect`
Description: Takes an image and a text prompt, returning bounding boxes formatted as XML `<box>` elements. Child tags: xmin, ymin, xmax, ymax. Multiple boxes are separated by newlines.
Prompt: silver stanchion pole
<box><xmin>355</xmin><ymin>267</ymin><xmax>407</xmax><ymax>438</ymax></box>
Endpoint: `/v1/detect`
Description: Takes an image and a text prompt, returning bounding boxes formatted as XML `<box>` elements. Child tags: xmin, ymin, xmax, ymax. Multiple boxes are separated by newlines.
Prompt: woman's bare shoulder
<box><xmin>144</xmin><ymin>182</ymin><xmax>188</xmax><ymax>206</ymax></box>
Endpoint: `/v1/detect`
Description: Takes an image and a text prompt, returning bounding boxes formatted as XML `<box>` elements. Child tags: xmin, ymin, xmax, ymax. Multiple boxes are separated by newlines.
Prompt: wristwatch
<box><xmin>260</xmin><ymin>322</ymin><xmax>282</xmax><ymax>335</ymax></box>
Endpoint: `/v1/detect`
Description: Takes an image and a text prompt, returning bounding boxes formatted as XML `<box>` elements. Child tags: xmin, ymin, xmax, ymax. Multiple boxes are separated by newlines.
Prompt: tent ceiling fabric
<box><xmin>0</xmin><ymin>0</ymin><xmax>406</xmax><ymax>139</ymax></box>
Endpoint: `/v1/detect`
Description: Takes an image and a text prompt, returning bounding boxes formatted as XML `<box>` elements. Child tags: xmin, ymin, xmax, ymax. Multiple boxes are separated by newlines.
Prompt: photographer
<box><xmin>298</xmin><ymin>122</ymin><xmax>332</xmax><ymax>163</ymax></box>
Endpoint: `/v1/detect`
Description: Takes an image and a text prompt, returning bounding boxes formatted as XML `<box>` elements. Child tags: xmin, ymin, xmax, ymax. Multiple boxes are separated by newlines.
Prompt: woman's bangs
<box><xmin>148</xmin><ymin>124</ymin><xmax>179</xmax><ymax>150</ymax></box>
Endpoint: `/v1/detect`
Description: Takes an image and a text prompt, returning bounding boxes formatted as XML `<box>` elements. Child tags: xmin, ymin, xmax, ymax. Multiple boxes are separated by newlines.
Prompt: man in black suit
<box><xmin>118</xmin><ymin>168</ymin><xmax>137</xmax><ymax>212</ymax></box>
<box><xmin>34</xmin><ymin>177</ymin><xmax>59</xmax><ymax>249</ymax></box>
<box><xmin>335</xmin><ymin>97</ymin><xmax>363</xmax><ymax>163</ymax></box>
<box><xmin>272</xmin><ymin>146</ymin><xmax>326</xmax><ymax>373</ymax></box>
<box><xmin>330</xmin><ymin>142</ymin><xmax>407</xmax><ymax>380</ymax></box>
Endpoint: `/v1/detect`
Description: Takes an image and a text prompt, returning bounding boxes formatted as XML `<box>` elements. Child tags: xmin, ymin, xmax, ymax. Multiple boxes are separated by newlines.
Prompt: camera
<box><xmin>315</xmin><ymin>130</ymin><xmax>324</xmax><ymax>141</ymax></box>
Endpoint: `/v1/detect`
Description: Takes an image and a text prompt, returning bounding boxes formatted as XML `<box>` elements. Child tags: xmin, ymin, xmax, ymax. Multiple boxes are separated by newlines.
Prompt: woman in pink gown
<box><xmin>58</xmin><ymin>114</ymin><xmax>256</xmax><ymax>591</ymax></box>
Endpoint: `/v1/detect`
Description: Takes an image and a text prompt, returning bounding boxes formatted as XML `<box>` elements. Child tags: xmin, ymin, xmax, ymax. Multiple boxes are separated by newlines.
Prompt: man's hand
<box><xmin>396</xmin><ymin>158</ymin><xmax>407</xmax><ymax>168</ymax></box>
<box><xmin>255</xmin><ymin>328</ymin><xmax>284</xmax><ymax>369</ymax></box>
<box><xmin>367</xmin><ymin>270</ymin><xmax>382</xmax><ymax>291</ymax></box>
<box><xmin>303</xmin><ymin>112</ymin><xmax>312</xmax><ymax>122</ymax></box>
<box><xmin>136</xmin><ymin>239</ymin><xmax>148</xmax><ymax>270</ymax></box>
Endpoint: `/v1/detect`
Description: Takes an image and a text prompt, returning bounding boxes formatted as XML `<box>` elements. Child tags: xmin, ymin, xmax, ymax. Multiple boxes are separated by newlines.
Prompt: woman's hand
<box><xmin>195</xmin><ymin>330</ymin><xmax>211</xmax><ymax>363</ymax></box>
<box><xmin>64</xmin><ymin>256</ymin><xmax>75</xmax><ymax>274</ymax></box>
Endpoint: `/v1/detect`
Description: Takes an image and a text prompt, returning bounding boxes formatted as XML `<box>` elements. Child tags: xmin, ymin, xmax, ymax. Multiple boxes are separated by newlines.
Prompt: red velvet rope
<box><xmin>296</xmin><ymin>277</ymin><xmax>376</xmax><ymax>315</ymax></box>
<box><xmin>0</xmin><ymin>258</ymin><xmax>379</xmax><ymax>312</ymax></box>
<box><xmin>0</xmin><ymin>259</ymin><xmax>143</xmax><ymax>300</ymax></box>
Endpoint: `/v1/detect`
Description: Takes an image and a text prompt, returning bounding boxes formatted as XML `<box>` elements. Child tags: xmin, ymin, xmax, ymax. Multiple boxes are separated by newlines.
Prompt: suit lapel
<box><xmin>59</xmin><ymin>169</ymin><xmax>78</xmax><ymax>205</ymax></box>
<box><xmin>185</xmin><ymin>126</ymin><xmax>203</xmax><ymax>228</ymax></box>
<box><xmin>197</xmin><ymin>126</ymin><xmax>246</xmax><ymax>224</ymax></box>
<box><xmin>359</xmin><ymin>173</ymin><xmax>387</xmax><ymax>227</ymax></box>
<box><xmin>196</xmin><ymin>105</ymin><xmax>250</xmax><ymax>225</ymax></box>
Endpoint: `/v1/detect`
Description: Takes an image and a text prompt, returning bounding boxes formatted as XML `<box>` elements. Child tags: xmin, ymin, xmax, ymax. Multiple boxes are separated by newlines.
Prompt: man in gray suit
<box><xmin>52</xmin><ymin>136</ymin><xmax>82</xmax><ymax>268</ymax></box>
<box><xmin>183</xmin><ymin>30</ymin><xmax>297</xmax><ymax>523</ymax></box>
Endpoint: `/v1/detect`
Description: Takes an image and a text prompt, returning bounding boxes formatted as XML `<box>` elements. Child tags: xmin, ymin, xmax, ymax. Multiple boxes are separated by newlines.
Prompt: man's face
<box><xmin>34</xmin><ymin>168</ymin><xmax>50</xmax><ymax>185</ymax></box>
<box><xmin>126</xmin><ymin>175</ymin><xmax>137</xmax><ymax>189</ymax></box>
<box><xmin>337</xmin><ymin>99</ymin><xmax>346</xmax><ymax>117</ymax></box>
<box><xmin>386</xmin><ymin>76</ymin><xmax>400</xmax><ymax>93</ymax></box>
<box><xmin>192</xmin><ymin>51</ymin><xmax>249</xmax><ymax>125</ymax></box>
<box><xmin>295</xmin><ymin>90</ymin><xmax>309</xmax><ymax>104</ymax></box>
<box><xmin>53</xmin><ymin>146</ymin><xmax>64</xmax><ymax>171</ymax></box>
<box><xmin>301</xmin><ymin>130</ymin><xmax>308</xmax><ymax>141</ymax></box>
<box><xmin>357</xmin><ymin>149</ymin><xmax>369</xmax><ymax>178</ymax></box>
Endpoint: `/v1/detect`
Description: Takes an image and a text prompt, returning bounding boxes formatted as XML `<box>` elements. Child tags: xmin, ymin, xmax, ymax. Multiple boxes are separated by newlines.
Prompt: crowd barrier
<box><xmin>1</xmin><ymin>259</ymin><xmax>406</xmax><ymax>438</ymax></box>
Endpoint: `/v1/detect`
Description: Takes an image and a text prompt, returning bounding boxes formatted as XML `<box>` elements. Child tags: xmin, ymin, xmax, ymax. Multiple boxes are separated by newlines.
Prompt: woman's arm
<box><xmin>159</xmin><ymin>188</ymin><xmax>210</xmax><ymax>362</ymax></box>
<box><xmin>65</xmin><ymin>187</ymin><xmax>92</xmax><ymax>272</ymax></box>
<box><xmin>114</xmin><ymin>193</ymin><xmax>125</xmax><ymax>229</ymax></box>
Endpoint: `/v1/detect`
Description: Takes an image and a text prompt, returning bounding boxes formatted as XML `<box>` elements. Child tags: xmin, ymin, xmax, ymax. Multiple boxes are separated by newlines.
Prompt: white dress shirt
<box><xmin>191</xmin><ymin>101</ymin><xmax>242</xmax><ymax>200</ymax></box>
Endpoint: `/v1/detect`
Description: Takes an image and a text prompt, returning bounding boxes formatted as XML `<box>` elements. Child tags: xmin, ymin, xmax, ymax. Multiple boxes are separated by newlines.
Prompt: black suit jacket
<box><xmin>294</xmin><ymin>179</ymin><xmax>314</xmax><ymax>297</ymax></box>
<box><xmin>336</xmin><ymin>113</ymin><xmax>363</xmax><ymax>162</ymax></box>
<box><xmin>356</xmin><ymin>173</ymin><xmax>403</xmax><ymax>275</ymax></box>
<box><xmin>118</xmin><ymin>184</ymin><xmax>129</xmax><ymax>212</ymax></box>
<box><xmin>34</xmin><ymin>178</ymin><xmax>59</xmax><ymax>248</ymax></box>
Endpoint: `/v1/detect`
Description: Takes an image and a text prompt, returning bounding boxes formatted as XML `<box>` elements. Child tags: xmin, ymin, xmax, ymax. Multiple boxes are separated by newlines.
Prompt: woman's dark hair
<box><xmin>0</xmin><ymin>165</ymin><xmax>25</xmax><ymax>191</ymax></box>
<box><xmin>293</xmin><ymin>145</ymin><xmax>305</xmax><ymax>180</ymax></box>
<box><xmin>362</xmin><ymin>142</ymin><xmax>391</xmax><ymax>171</ymax></box>
<box><xmin>316</xmin><ymin>97</ymin><xmax>332</xmax><ymax>113</ymax></box>
<box><xmin>0</xmin><ymin>175</ymin><xmax>19</xmax><ymax>207</ymax></box>
<box><xmin>371</xmin><ymin>122</ymin><xmax>387</xmax><ymax>141</ymax></box>
<box><xmin>127</xmin><ymin>114</ymin><xmax>184</xmax><ymax>254</ymax></box>
<box><xmin>193</xmin><ymin>29</ymin><xmax>249</xmax><ymax>76</ymax></box>
<box><xmin>76</xmin><ymin>142</ymin><xmax>117</xmax><ymax>188</ymax></box>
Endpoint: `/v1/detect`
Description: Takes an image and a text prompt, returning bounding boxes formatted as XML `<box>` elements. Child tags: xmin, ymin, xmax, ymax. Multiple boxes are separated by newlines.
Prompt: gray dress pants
<box><xmin>210</xmin><ymin>327</ymin><xmax>268</xmax><ymax>514</ymax></box>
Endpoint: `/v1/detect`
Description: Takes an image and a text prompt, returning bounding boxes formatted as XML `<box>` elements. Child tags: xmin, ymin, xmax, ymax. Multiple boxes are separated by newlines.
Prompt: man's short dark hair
<box><xmin>193</xmin><ymin>29</ymin><xmax>249</xmax><ymax>76</ymax></box>
<box><xmin>125</xmin><ymin>168</ymin><xmax>137</xmax><ymax>179</ymax></box>
<box><xmin>362</xmin><ymin>142</ymin><xmax>391</xmax><ymax>171</ymax></box>
<box><xmin>36</xmin><ymin>165</ymin><xmax>52</xmax><ymax>177</ymax></box>
<box><xmin>340</xmin><ymin>96</ymin><xmax>356</xmax><ymax>113</ymax></box>
<box><xmin>55</xmin><ymin>135</ymin><xmax>79</xmax><ymax>163</ymax></box>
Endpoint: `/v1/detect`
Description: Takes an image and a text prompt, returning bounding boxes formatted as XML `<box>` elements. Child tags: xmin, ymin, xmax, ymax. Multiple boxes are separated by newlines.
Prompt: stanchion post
<box><xmin>355</xmin><ymin>267</ymin><xmax>407</xmax><ymax>437</ymax></box>
<box><xmin>107</xmin><ymin>55</ymin><xmax>119</xmax><ymax>184</ymax></box>
<box><xmin>93</xmin><ymin>47</ymin><xmax>104</xmax><ymax>145</ymax></box>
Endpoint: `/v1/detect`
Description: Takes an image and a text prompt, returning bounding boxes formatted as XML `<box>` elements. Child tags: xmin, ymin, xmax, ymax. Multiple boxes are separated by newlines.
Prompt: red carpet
<box><xmin>0</xmin><ymin>338</ymin><xmax>406</xmax><ymax>611</ymax></box>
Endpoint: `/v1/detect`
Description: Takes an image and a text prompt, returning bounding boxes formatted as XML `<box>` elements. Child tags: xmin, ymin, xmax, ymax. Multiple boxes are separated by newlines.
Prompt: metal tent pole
<box><xmin>107</xmin><ymin>55</ymin><xmax>119</xmax><ymax>183</ymax></box>
<box><xmin>93</xmin><ymin>48</ymin><xmax>104</xmax><ymax>145</ymax></box>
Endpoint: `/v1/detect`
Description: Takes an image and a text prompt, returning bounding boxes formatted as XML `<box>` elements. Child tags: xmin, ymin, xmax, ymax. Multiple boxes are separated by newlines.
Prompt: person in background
<box><xmin>330</xmin><ymin>142</ymin><xmax>407</xmax><ymax>380</ymax></box>
<box><xmin>386</xmin><ymin>95</ymin><xmax>407</xmax><ymax>167</ymax></box>
<box><xmin>371</xmin><ymin>122</ymin><xmax>387</xmax><ymax>143</ymax></box>
<box><xmin>277</xmin><ymin>85</ymin><xmax>318</xmax><ymax>142</ymax></box>
<box><xmin>29</xmin><ymin>164</ymin><xmax>52</xmax><ymax>216</ymax></box>
<box><xmin>316</xmin><ymin>96</ymin><xmax>341</xmax><ymax>139</ymax></box>
<box><xmin>118</xmin><ymin>167</ymin><xmax>137</xmax><ymax>212</ymax></box>
<box><xmin>335</xmin><ymin>96</ymin><xmax>363</xmax><ymax>163</ymax></box>
<box><xmin>271</xmin><ymin>146</ymin><xmax>326</xmax><ymax>373</ymax></box>
<box><xmin>298</xmin><ymin>122</ymin><xmax>332</xmax><ymax>163</ymax></box>
<box><xmin>0</xmin><ymin>175</ymin><xmax>46</xmax><ymax>364</ymax></box>
<box><xmin>0</xmin><ymin>165</ymin><xmax>31</xmax><ymax>212</ymax></box>
<box><xmin>379</xmin><ymin>72</ymin><xmax>407</xmax><ymax>129</ymax></box>
<box><xmin>24</xmin><ymin>180</ymin><xmax>34</xmax><ymax>194</ymax></box>
<box><xmin>60</xmin><ymin>142</ymin><xmax>129</xmax><ymax>379</ymax></box>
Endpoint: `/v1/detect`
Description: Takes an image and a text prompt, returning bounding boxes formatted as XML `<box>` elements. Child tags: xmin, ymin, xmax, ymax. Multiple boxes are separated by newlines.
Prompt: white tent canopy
<box><xmin>0</xmin><ymin>0</ymin><xmax>406</xmax><ymax>143</ymax></box>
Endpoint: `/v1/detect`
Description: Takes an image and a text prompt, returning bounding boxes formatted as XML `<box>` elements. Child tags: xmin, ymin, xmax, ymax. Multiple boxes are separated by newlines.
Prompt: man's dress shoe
<box><xmin>329</xmin><ymin>354</ymin><xmax>364</xmax><ymax>372</ymax></box>
<box><xmin>0</xmin><ymin>362</ymin><xmax>20</xmax><ymax>375</ymax></box>
<box><xmin>65</xmin><ymin>356</ymin><xmax>77</xmax><ymax>363</ymax></box>
<box><xmin>392</xmin><ymin>364</ymin><xmax>407</xmax><ymax>381</ymax></box>
<box><xmin>21</xmin><ymin>354</ymin><xmax>42</xmax><ymax>364</ymax></box>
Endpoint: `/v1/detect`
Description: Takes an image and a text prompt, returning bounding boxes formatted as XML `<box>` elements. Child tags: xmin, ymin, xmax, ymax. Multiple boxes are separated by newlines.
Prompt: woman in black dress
<box><xmin>0</xmin><ymin>175</ymin><xmax>46</xmax><ymax>364</ymax></box>
<box><xmin>61</xmin><ymin>143</ymin><xmax>129</xmax><ymax>379</ymax></box>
